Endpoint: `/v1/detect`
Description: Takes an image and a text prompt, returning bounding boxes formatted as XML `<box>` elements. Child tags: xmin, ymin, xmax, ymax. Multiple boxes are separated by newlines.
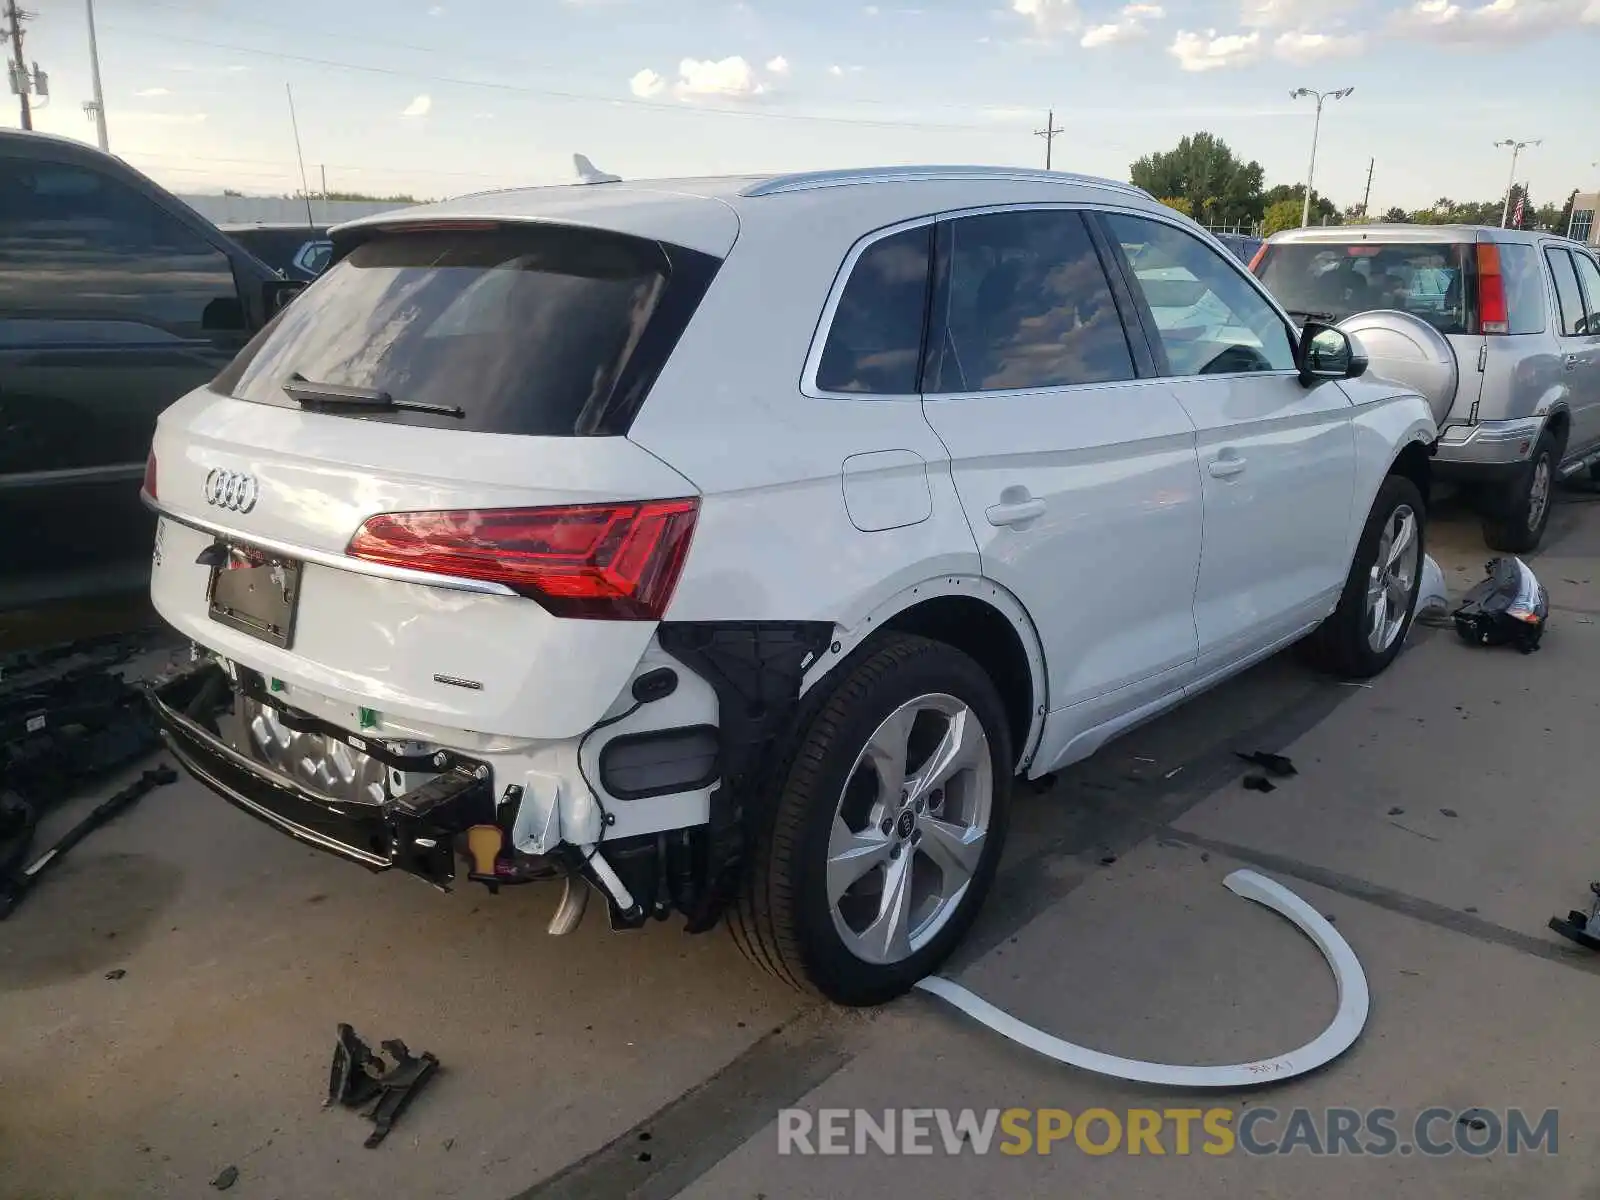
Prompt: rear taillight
<box><xmin>1476</xmin><ymin>243</ymin><xmax>1508</xmax><ymax>334</ymax></box>
<box><xmin>346</xmin><ymin>499</ymin><xmax>699</xmax><ymax>620</ymax></box>
<box><xmin>142</xmin><ymin>450</ymin><xmax>158</xmax><ymax>501</ymax></box>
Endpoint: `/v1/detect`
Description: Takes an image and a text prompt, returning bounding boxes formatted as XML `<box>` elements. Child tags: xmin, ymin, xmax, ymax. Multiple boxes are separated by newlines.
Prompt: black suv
<box><xmin>0</xmin><ymin>130</ymin><xmax>299</xmax><ymax>609</ymax></box>
<box><xmin>219</xmin><ymin>222</ymin><xmax>333</xmax><ymax>281</ymax></box>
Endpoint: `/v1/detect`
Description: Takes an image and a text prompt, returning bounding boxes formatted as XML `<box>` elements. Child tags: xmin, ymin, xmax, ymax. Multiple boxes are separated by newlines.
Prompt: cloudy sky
<box><xmin>15</xmin><ymin>0</ymin><xmax>1598</xmax><ymax>212</ymax></box>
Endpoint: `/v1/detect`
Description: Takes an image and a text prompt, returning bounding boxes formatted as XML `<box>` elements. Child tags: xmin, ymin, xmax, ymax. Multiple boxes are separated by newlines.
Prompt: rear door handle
<box><xmin>1208</xmin><ymin>457</ymin><xmax>1247</xmax><ymax>479</ymax></box>
<box><xmin>986</xmin><ymin>497</ymin><xmax>1047</xmax><ymax>527</ymax></box>
<box><xmin>1566</xmin><ymin>354</ymin><xmax>1581</xmax><ymax>371</ymax></box>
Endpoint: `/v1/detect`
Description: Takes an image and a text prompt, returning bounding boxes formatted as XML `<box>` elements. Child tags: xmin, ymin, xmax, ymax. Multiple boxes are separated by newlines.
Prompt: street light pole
<box><xmin>1495</xmin><ymin>138</ymin><xmax>1540</xmax><ymax>228</ymax></box>
<box><xmin>1290</xmin><ymin>86</ymin><xmax>1353</xmax><ymax>228</ymax></box>
<box><xmin>84</xmin><ymin>0</ymin><xmax>108</xmax><ymax>151</ymax></box>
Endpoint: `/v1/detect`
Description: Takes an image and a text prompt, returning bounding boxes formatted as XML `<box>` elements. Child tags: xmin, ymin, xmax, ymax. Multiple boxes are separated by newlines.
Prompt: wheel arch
<box><xmin>800</xmin><ymin>575</ymin><xmax>1047</xmax><ymax>774</ymax></box>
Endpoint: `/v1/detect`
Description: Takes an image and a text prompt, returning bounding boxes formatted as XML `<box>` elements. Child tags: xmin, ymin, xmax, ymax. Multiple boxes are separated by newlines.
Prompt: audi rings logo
<box><xmin>203</xmin><ymin>468</ymin><xmax>260</xmax><ymax>514</ymax></box>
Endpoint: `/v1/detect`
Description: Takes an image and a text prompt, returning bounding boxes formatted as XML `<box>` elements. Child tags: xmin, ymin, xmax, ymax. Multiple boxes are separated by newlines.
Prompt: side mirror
<box><xmin>262</xmin><ymin>278</ymin><xmax>308</xmax><ymax>321</ymax></box>
<box><xmin>1298</xmin><ymin>322</ymin><xmax>1369</xmax><ymax>386</ymax></box>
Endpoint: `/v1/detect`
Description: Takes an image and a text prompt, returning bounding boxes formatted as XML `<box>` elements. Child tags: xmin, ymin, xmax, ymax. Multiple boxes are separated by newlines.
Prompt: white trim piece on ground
<box><xmin>914</xmin><ymin>868</ymin><xmax>1370</xmax><ymax>1088</ymax></box>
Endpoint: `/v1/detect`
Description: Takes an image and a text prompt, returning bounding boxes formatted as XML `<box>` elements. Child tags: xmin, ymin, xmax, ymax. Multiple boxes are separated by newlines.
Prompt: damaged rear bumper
<box><xmin>147</xmin><ymin>664</ymin><xmax>495</xmax><ymax>887</ymax></box>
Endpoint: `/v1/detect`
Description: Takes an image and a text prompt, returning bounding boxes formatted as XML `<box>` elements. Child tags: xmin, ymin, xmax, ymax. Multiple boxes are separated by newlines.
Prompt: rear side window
<box><xmin>926</xmin><ymin>209</ymin><xmax>1134</xmax><ymax>393</ymax></box>
<box><xmin>1256</xmin><ymin>241</ymin><xmax>1472</xmax><ymax>335</ymax></box>
<box><xmin>816</xmin><ymin>225</ymin><xmax>932</xmax><ymax>395</ymax></box>
<box><xmin>215</xmin><ymin>224</ymin><xmax>719</xmax><ymax>435</ymax></box>
<box><xmin>1497</xmin><ymin>243</ymin><xmax>1546</xmax><ymax>336</ymax></box>
<box><xmin>0</xmin><ymin>158</ymin><xmax>242</xmax><ymax>337</ymax></box>
<box><xmin>1570</xmin><ymin>253</ymin><xmax>1600</xmax><ymax>335</ymax></box>
<box><xmin>1547</xmin><ymin>248</ymin><xmax>1586</xmax><ymax>337</ymax></box>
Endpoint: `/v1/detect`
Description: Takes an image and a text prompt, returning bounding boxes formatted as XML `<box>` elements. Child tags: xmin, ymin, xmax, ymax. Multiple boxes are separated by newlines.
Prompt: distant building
<box><xmin>1570</xmin><ymin>192</ymin><xmax>1598</xmax><ymax>246</ymax></box>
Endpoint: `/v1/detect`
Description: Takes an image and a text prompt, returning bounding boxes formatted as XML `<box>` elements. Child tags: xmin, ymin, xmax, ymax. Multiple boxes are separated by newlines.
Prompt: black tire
<box><xmin>1482</xmin><ymin>429</ymin><xmax>1557</xmax><ymax>553</ymax></box>
<box><xmin>1303</xmin><ymin>473</ymin><xmax>1427</xmax><ymax>678</ymax></box>
<box><xmin>729</xmin><ymin>633</ymin><xmax>1013</xmax><ymax>1006</ymax></box>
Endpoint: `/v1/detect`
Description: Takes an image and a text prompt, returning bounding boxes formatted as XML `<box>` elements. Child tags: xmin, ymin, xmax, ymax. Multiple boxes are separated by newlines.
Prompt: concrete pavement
<box><xmin>3</xmin><ymin>488</ymin><xmax>1598</xmax><ymax>1199</ymax></box>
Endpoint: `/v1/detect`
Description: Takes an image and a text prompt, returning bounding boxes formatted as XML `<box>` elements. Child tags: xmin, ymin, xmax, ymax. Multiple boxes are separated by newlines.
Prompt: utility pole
<box><xmin>1360</xmin><ymin>157</ymin><xmax>1374</xmax><ymax>217</ymax></box>
<box><xmin>83</xmin><ymin>0</ymin><xmax>108</xmax><ymax>150</ymax></box>
<box><xmin>1034</xmin><ymin>109</ymin><xmax>1064</xmax><ymax>171</ymax></box>
<box><xmin>1289</xmin><ymin>86</ymin><xmax>1353</xmax><ymax>228</ymax></box>
<box><xmin>4</xmin><ymin>0</ymin><xmax>32</xmax><ymax>130</ymax></box>
<box><xmin>1495</xmin><ymin>138</ymin><xmax>1540</xmax><ymax>228</ymax></box>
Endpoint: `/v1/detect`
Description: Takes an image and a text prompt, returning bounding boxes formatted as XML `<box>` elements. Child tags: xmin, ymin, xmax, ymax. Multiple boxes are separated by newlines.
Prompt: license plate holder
<box><xmin>207</xmin><ymin>544</ymin><xmax>302</xmax><ymax>650</ymax></box>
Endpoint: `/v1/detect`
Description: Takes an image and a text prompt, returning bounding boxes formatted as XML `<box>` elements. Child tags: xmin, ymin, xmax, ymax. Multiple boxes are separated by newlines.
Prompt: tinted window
<box><xmin>1106</xmin><ymin>213</ymin><xmax>1295</xmax><ymax>376</ymax></box>
<box><xmin>816</xmin><ymin>225</ymin><xmax>931</xmax><ymax>394</ymax></box>
<box><xmin>0</xmin><ymin>158</ymin><xmax>241</xmax><ymax>336</ymax></box>
<box><xmin>216</xmin><ymin>225</ymin><xmax>719</xmax><ymax>436</ymax></box>
<box><xmin>1498</xmin><ymin>243</ymin><xmax>1546</xmax><ymax>336</ymax></box>
<box><xmin>1569</xmin><ymin>252</ymin><xmax>1600</xmax><ymax>336</ymax></box>
<box><xmin>1547</xmin><ymin>248</ymin><xmax>1586</xmax><ymax>337</ymax></box>
<box><xmin>926</xmin><ymin>209</ymin><xmax>1133</xmax><ymax>393</ymax></box>
<box><xmin>1255</xmin><ymin>240</ymin><xmax>1472</xmax><ymax>336</ymax></box>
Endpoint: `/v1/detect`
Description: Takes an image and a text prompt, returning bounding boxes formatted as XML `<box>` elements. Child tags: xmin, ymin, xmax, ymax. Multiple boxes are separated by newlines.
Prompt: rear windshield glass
<box><xmin>1255</xmin><ymin>242</ymin><xmax>1473</xmax><ymax>335</ymax></box>
<box><xmin>214</xmin><ymin>224</ymin><xmax>717</xmax><ymax>436</ymax></box>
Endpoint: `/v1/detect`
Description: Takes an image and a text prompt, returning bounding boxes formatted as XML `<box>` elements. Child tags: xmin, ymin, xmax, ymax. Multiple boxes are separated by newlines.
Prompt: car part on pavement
<box><xmin>1415</xmin><ymin>553</ymin><xmax>1450</xmax><ymax>625</ymax></box>
<box><xmin>1241</xmin><ymin>774</ymin><xmax>1277</xmax><ymax>793</ymax></box>
<box><xmin>1452</xmin><ymin>556</ymin><xmax>1548</xmax><ymax>653</ymax></box>
<box><xmin>0</xmin><ymin>764</ymin><xmax>177</xmax><ymax>920</ymax></box>
<box><xmin>1548</xmin><ymin>882</ymin><xmax>1600</xmax><ymax>951</ymax></box>
<box><xmin>1235</xmin><ymin>750</ymin><xmax>1296</xmax><ymax>777</ymax></box>
<box><xmin>326</xmin><ymin>1024</ymin><xmax>440</xmax><ymax>1148</ymax></box>
<box><xmin>914</xmin><ymin>869</ymin><xmax>1371</xmax><ymax>1087</ymax></box>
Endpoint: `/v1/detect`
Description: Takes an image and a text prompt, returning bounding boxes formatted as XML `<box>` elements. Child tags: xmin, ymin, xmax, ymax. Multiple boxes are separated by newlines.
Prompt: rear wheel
<box><xmin>730</xmin><ymin>634</ymin><xmax>1012</xmax><ymax>1006</ymax></box>
<box><xmin>1482</xmin><ymin>428</ymin><xmax>1557</xmax><ymax>553</ymax></box>
<box><xmin>1303</xmin><ymin>474</ymin><xmax>1426</xmax><ymax>678</ymax></box>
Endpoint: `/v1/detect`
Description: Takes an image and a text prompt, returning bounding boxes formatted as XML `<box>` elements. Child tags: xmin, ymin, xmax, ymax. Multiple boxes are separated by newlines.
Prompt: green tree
<box><xmin>1158</xmin><ymin>196</ymin><xmax>1195</xmax><ymax>218</ymax></box>
<box><xmin>1262</xmin><ymin>183</ymin><xmax>1339</xmax><ymax>224</ymax></box>
<box><xmin>1380</xmin><ymin>206</ymin><xmax>1409</xmax><ymax>223</ymax></box>
<box><xmin>1130</xmin><ymin>133</ymin><xmax>1265</xmax><ymax>227</ymax></box>
<box><xmin>1262</xmin><ymin>199</ymin><xmax>1306</xmax><ymax>236</ymax></box>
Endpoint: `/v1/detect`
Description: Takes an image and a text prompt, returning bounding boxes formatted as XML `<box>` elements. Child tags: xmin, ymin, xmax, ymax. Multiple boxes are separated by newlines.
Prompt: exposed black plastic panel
<box><xmin>655</xmin><ymin>620</ymin><xmax>834</xmax><ymax>932</ymax></box>
<box><xmin>598</xmin><ymin>724</ymin><xmax>720</xmax><ymax>801</ymax></box>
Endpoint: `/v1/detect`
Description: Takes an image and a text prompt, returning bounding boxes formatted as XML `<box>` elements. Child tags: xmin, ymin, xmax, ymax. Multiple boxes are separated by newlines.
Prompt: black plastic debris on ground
<box><xmin>1452</xmin><ymin>556</ymin><xmax>1549</xmax><ymax>654</ymax></box>
<box><xmin>0</xmin><ymin>630</ymin><xmax>175</xmax><ymax>919</ymax></box>
<box><xmin>1235</xmin><ymin>750</ymin><xmax>1297</xmax><ymax>778</ymax></box>
<box><xmin>1242</xmin><ymin>775</ymin><xmax>1276</xmax><ymax>793</ymax></box>
<box><xmin>327</xmin><ymin>1024</ymin><xmax>440</xmax><ymax>1148</ymax></box>
<box><xmin>1549</xmin><ymin>882</ymin><xmax>1600</xmax><ymax>951</ymax></box>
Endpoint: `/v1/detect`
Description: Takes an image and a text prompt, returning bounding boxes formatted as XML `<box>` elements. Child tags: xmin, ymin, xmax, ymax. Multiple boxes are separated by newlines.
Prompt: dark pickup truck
<box><xmin>0</xmin><ymin>130</ymin><xmax>301</xmax><ymax>610</ymax></box>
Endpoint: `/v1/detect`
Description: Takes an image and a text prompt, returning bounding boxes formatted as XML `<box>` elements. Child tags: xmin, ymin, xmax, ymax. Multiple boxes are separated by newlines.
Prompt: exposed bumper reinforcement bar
<box><xmin>147</xmin><ymin>665</ymin><xmax>495</xmax><ymax>888</ymax></box>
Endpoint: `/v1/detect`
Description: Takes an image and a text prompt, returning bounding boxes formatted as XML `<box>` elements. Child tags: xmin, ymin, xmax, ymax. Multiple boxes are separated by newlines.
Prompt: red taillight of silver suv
<box><xmin>345</xmin><ymin>498</ymin><xmax>699</xmax><ymax>620</ymax></box>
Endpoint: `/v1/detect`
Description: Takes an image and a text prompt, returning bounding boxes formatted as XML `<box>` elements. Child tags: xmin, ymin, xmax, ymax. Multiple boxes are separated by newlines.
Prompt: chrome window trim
<box><xmin>801</xmin><ymin>200</ymin><xmax>1306</xmax><ymax>401</ymax></box>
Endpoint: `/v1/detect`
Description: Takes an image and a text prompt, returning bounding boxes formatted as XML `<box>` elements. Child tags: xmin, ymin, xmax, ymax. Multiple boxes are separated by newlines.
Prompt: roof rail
<box><xmin>740</xmin><ymin>165</ymin><xmax>1154</xmax><ymax>200</ymax></box>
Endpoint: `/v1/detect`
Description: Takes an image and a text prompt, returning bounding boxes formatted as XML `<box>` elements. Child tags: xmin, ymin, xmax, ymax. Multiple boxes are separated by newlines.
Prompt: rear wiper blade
<box><xmin>283</xmin><ymin>373</ymin><xmax>464</xmax><ymax>418</ymax></box>
<box><xmin>1284</xmin><ymin>308</ymin><xmax>1337</xmax><ymax>323</ymax></box>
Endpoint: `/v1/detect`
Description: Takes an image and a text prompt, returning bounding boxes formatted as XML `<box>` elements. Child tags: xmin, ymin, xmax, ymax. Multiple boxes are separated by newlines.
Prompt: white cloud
<box><xmin>765</xmin><ymin>55</ymin><xmax>790</xmax><ymax>74</ymax></box>
<box><xmin>427</xmin><ymin>3</ymin><xmax>444</xmax><ymax>13</ymax></box>
<box><xmin>829</xmin><ymin>63</ymin><xmax>845</xmax><ymax>75</ymax></box>
<box><xmin>134</xmin><ymin>86</ymin><xmax>171</xmax><ymax>97</ymax></box>
<box><xmin>1168</xmin><ymin>28</ymin><xmax>1261</xmax><ymax>69</ymax></box>
<box><xmin>1273</xmin><ymin>28</ymin><xmax>1365</xmax><ymax>59</ymax></box>
<box><xmin>1081</xmin><ymin>2</ymin><xmax>1165</xmax><ymax>46</ymax></box>
<box><xmin>1240</xmin><ymin>0</ymin><xmax>1311</xmax><ymax>26</ymax></box>
<box><xmin>1010</xmin><ymin>0</ymin><xmax>1081</xmax><ymax>35</ymax></box>
<box><xmin>401</xmin><ymin>94</ymin><xmax>432</xmax><ymax>117</ymax></box>
<box><xmin>865</xmin><ymin>3</ymin><xmax>880</xmax><ymax>11</ymax></box>
<box><xmin>629</xmin><ymin>67</ymin><xmax>665</xmax><ymax>97</ymax></box>
<box><xmin>676</xmin><ymin>55</ymin><xmax>765</xmax><ymax>97</ymax></box>
<box><xmin>1389</xmin><ymin>0</ymin><xmax>1596</xmax><ymax>42</ymax></box>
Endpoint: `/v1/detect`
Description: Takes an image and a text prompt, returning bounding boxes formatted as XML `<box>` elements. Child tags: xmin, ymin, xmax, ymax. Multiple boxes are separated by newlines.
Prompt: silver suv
<box><xmin>1255</xmin><ymin>225</ymin><xmax>1600</xmax><ymax>552</ymax></box>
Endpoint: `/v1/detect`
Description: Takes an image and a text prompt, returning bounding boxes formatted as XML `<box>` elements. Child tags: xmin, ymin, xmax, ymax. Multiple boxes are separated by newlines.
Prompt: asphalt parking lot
<box><xmin>4</xmin><ymin>488</ymin><xmax>1599</xmax><ymax>1200</ymax></box>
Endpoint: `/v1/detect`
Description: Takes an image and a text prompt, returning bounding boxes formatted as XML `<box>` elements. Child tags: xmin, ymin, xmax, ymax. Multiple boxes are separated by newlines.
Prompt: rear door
<box><xmin>1099</xmin><ymin>211</ymin><xmax>1356</xmax><ymax>672</ymax></box>
<box><xmin>915</xmin><ymin>207</ymin><xmax>1204</xmax><ymax>758</ymax></box>
<box><xmin>1551</xmin><ymin>247</ymin><xmax>1600</xmax><ymax>454</ymax></box>
<box><xmin>0</xmin><ymin>148</ymin><xmax>252</xmax><ymax>605</ymax></box>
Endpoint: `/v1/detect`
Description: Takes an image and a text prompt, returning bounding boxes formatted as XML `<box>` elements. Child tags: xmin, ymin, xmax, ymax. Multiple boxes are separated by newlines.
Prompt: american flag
<box><xmin>1512</xmin><ymin>192</ymin><xmax>1525</xmax><ymax>228</ymax></box>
